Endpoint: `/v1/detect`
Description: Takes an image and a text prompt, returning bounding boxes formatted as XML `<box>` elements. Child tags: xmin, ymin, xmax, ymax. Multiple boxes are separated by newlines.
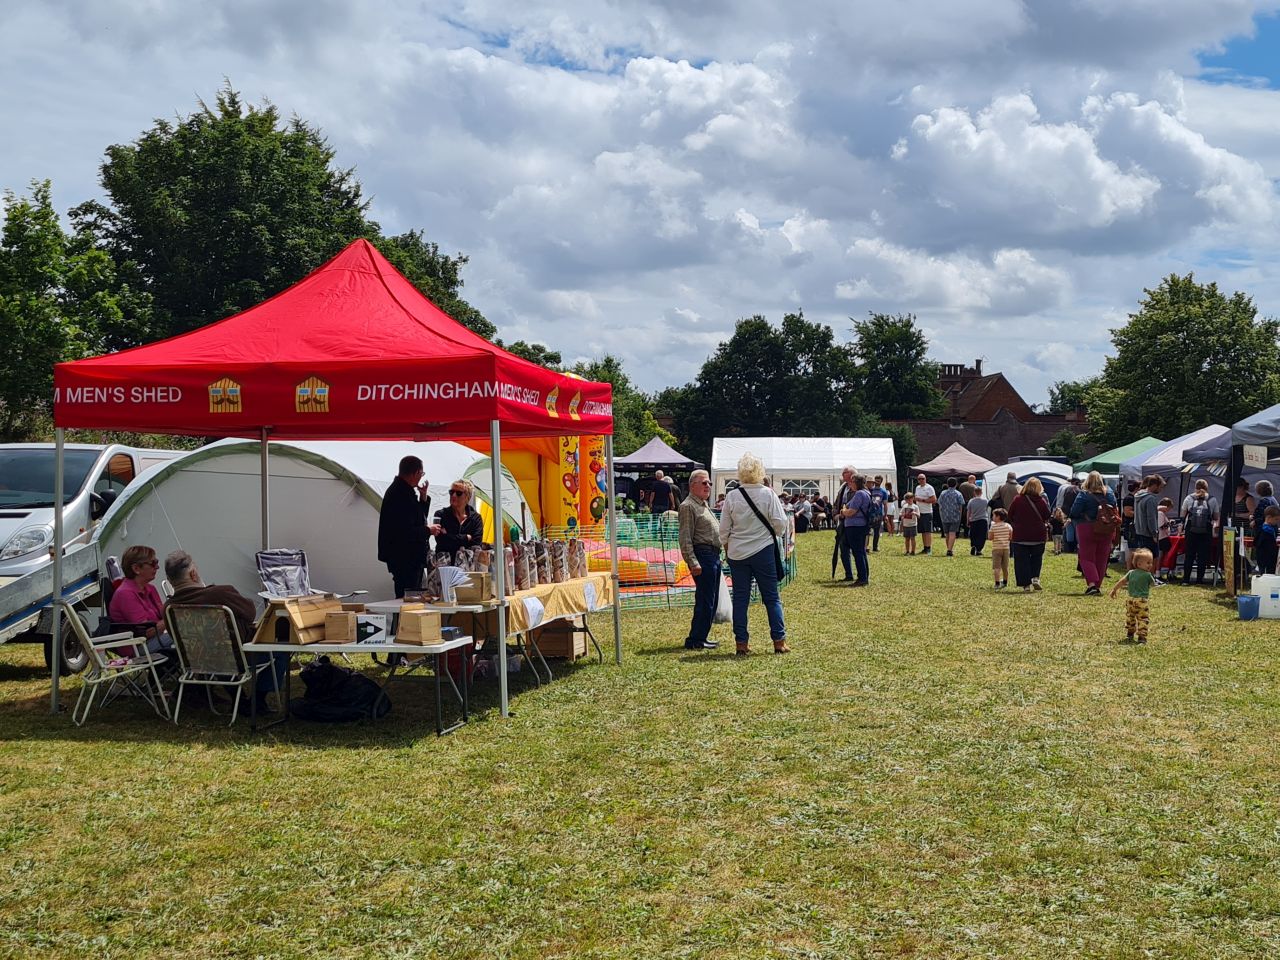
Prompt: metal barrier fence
<box><xmin>540</xmin><ymin>513</ymin><xmax>796</xmax><ymax>610</ymax></box>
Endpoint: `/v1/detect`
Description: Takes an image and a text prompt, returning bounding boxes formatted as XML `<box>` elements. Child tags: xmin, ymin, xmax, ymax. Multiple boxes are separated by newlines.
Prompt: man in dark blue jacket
<box><xmin>377</xmin><ymin>455</ymin><xmax>431</xmax><ymax>598</ymax></box>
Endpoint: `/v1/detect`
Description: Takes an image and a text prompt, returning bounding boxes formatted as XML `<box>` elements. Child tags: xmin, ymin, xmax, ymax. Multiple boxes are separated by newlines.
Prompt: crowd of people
<box><xmin>674</xmin><ymin>457</ymin><xmax>1280</xmax><ymax>654</ymax></box>
<box><xmin>103</xmin><ymin>453</ymin><xmax>1275</xmax><ymax>699</ymax></box>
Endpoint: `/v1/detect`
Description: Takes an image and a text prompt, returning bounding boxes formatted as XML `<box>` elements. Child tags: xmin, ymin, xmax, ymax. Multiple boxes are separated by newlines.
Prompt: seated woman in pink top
<box><xmin>107</xmin><ymin>544</ymin><xmax>173</xmax><ymax>654</ymax></box>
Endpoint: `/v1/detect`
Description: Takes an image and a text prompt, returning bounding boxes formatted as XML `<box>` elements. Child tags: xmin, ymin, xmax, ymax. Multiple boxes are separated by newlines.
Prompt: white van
<box><xmin>0</xmin><ymin>444</ymin><xmax>184</xmax><ymax>579</ymax></box>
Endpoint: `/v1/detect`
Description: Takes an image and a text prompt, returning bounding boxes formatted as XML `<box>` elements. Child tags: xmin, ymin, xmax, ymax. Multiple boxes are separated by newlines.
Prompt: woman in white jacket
<box><xmin>719</xmin><ymin>452</ymin><xmax>790</xmax><ymax>656</ymax></box>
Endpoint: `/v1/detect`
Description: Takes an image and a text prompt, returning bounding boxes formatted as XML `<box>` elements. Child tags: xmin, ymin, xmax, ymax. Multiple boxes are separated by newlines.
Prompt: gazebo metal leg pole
<box><xmin>490</xmin><ymin>419</ymin><xmax>510</xmax><ymax>718</ymax></box>
<box><xmin>260</xmin><ymin>428</ymin><xmax>271</xmax><ymax>551</ymax></box>
<box><xmin>50</xmin><ymin>428</ymin><xmax>65</xmax><ymax>714</ymax></box>
<box><xmin>606</xmin><ymin>435</ymin><xmax>622</xmax><ymax>664</ymax></box>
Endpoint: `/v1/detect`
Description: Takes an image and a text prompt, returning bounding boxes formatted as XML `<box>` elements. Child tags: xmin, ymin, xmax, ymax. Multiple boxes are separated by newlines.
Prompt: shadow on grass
<box><xmin>0</xmin><ymin>659</ymin><xmax>50</xmax><ymax>683</ymax></box>
<box><xmin>634</xmin><ymin>643</ymin><xmax>699</xmax><ymax>656</ymax></box>
<box><xmin>0</xmin><ymin>656</ymin><xmax>604</xmax><ymax>749</ymax></box>
<box><xmin>676</xmin><ymin>650</ymin><xmax>782</xmax><ymax>665</ymax></box>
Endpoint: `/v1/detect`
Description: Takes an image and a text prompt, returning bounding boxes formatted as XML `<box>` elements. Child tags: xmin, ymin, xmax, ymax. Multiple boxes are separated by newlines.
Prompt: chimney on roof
<box><xmin>974</xmin><ymin>358</ymin><xmax>982</xmax><ymax>375</ymax></box>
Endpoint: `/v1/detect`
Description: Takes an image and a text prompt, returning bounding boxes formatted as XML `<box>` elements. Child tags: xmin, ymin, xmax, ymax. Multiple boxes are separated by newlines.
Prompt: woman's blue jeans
<box><xmin>847</xmin><ymin>523</ymin><xmax>870</xmax><ymax>582</ymax></box>
<box><xmin>728</xmin><ymin>544</ymin><xmax>786</xmax><ymax>647</ymax></box>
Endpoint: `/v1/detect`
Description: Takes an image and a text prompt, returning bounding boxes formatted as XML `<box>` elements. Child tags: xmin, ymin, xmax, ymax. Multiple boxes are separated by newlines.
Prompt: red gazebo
<box><xmin>51</xmin><ymin>239</ymin><xmax>620</xmax><ymax>716</ymax></box>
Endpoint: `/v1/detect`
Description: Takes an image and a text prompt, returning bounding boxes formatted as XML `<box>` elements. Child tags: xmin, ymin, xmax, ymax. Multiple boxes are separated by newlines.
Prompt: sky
<box><xmin>4</xmin><ymin>1</ymin><xmax>1280</xmax><ymax>406</ymax></box>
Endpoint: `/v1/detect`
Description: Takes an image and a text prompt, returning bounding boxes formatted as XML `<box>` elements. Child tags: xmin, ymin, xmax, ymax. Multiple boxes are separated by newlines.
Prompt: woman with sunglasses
<box><xmin>431</xmin><ymin>480</ymin><xmax>486</xmax><ymax>562</ymax></box>
<box><xmin>107</xmin><ymin>544</ymin><xmax>174</xmax><ymax>654</ymax></box>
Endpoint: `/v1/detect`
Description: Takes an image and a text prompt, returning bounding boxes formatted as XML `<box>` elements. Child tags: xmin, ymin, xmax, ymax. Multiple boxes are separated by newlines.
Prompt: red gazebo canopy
<box><xmin>53</xmin><ymin>239</ymin><xmax>612</xmax><ymax>440</ymax></box>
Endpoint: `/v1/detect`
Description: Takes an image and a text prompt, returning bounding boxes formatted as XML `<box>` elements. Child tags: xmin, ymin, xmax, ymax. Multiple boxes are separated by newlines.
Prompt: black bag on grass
<box><xmin>289</xmin><ymin>656</ymin><xmax>390</xmax><ymax>722</ymax></box>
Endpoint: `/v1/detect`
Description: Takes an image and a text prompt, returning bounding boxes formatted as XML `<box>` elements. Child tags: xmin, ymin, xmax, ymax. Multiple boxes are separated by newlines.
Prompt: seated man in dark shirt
<box><xmin>163</xmin><ymin>549</ymin><xmax>288</xmax><ymax>712</ymax></box>
<box><xmin>432</xmin><ymin>479</ymin><xmax>486</xmax><ymax>563</ymax></box>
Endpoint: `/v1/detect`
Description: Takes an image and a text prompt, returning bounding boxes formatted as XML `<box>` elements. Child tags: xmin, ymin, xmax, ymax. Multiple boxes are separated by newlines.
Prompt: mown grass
<box><xmin>2</xmin><ymin>534</ymin><xmax>1280</xmax><ymax>958</ymax></box>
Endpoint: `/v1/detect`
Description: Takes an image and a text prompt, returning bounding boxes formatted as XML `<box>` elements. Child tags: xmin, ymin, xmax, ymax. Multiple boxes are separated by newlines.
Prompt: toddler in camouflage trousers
<box><xmin>1110</xmin><ymin>548</ymin><xmax>1156</xmax><ymax>644</ymax></box>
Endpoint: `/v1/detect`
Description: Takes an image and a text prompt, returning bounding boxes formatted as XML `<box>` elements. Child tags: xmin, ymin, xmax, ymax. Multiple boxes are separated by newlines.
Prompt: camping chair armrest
<box><xmin>93</xmin><ymin>633</ymin><xmax>148</xmax><ymax>650</ymax></box>
<box><xmin>110</xmin><ymin>620</ymin><xmax>157</xmax><ymax>637</ymax></box>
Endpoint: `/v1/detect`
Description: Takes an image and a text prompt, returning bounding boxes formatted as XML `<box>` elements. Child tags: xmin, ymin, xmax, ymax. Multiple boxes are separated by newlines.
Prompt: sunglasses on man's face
<box><xmin>449</xmin><ymin>489</ymin><xmax>467</xmax><ymax>497</ymax></box>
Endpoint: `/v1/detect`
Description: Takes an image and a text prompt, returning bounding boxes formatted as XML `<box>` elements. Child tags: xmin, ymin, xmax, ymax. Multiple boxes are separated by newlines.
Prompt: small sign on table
<box><xmin>356</xmin><ymin>614</ymin><xmax>389</xmax><ymax>645</ymax></box>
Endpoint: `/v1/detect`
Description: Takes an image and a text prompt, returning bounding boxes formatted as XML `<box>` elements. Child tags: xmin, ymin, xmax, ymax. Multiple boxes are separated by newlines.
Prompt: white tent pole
<box><xmin>50</xmin><ymin>428</ymin><xmax>65</xmax><ymax>713</ymax></box>
<box><xmin>490</xmin><ymin>419</ymin><xmax>509</xmax><ymax>718</ymax></box>
<box><xmin>606</xmin><ymin>435</ymin><xmax>622</xmax><ymax>664</ymax></box>
<box><xmin>260</xmin><ymin>428</ymin><xmax>270</xmax><ymax>551</ymax></box>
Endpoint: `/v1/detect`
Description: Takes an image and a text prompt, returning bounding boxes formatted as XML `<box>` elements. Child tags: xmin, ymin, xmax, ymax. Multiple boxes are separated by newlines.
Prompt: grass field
<box><xmin>3</xmin><ymin>533</ymin><xmax>1279</xmax><ymax>958</ymax></box>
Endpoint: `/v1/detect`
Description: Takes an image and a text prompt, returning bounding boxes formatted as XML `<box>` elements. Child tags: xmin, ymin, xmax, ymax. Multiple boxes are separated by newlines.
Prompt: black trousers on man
<box><xmin>390</xmin><ymin>563</ymin><xmax>424</xmax><ymax>599</ymax></box>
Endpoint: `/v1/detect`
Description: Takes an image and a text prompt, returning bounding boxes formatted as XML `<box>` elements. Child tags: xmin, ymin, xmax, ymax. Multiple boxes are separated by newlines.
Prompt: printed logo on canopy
<box><xmin>295</xmin><ymin>376</ymin><xmax>331</xmax><ymax>414</ymax></box>
<box><xmin>208</xmin><ymin>378</ymin><xmax>242</xmax><ymax>414</ymax></box>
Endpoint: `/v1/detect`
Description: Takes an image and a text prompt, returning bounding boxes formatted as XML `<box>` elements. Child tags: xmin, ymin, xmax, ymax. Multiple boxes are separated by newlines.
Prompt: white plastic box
<box><xmin>1252</xmin><ymin>574</ymin><xmax>1280</xmax><ymax>618</ymax></box>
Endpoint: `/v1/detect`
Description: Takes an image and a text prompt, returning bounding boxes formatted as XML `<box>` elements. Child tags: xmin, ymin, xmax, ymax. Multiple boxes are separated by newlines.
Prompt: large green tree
<box><xmin>1087</xmin><ymin>274</ymin><xmax>1280</xmax><ymax>447</ymax></box>
<box><xmin>851</xmin><ymin>312</ymin><xmax>945</xmax><ymax>419</ymax></box>
<box><xmin>0</xmin><ymin>181</ymin><xmax>146</xmax><ymax>439</ymax></box>
<box><xmin>672</xmin><ymin>312</ymin><xmax>862</xmax><ymax>464</ymax></box>
<box><xmin>1047</xmin><ymin>377</ymin><xmax>1098</xmax><ymax>415</ymax></box>
<box><xmin>854</xmin><ymin>415</ymin><xmax>918</xmax><ymax>492</ymax></box>
<box><xmin>497</xmin><ymin>339</ymin><xmax>562</xmax><ymax>368</ymax></box>
<box><xmin>72</xmin><ymin>84</ymin><xmax>492</xmax><ymax>343</ymax></box>
<box><xmin>1043</xmin><ymin>428</ymin><xmax>1086</xmax><ymax>463</ymax></box>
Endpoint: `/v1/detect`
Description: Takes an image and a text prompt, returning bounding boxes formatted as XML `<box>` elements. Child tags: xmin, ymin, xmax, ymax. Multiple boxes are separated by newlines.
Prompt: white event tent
<box><xmin>1119</xmin><ymin>425</ymin><xmax>1226</xmax><ymax>480</ymax></box>
<box><xmin>92</xmin><ymin>440</ymin><xmax>536</xmax><ymax>604</ymax></box>
<box><xmin>710</xmin><ymin>437</ymin><xmax>897</xmax><ymax>498</ymax></box>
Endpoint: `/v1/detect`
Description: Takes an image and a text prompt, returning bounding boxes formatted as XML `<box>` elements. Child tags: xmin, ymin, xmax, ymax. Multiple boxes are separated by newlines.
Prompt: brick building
<box><xmin>889</xmin><ymin>360</ymin><xmax>1091</xmax><ymax>466</ymax></box>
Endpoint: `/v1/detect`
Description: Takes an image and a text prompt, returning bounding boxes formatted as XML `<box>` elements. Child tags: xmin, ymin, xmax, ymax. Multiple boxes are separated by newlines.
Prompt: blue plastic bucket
<box><xmin>1238</xmin><ymin>594</ymin><xmax>1261</xmax><ymax>621</ymax></box>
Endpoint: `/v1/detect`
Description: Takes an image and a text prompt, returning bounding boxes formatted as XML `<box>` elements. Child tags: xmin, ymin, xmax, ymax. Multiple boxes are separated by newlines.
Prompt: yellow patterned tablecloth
<box><xmin>502</xmin><ymin>572</ymin><xmax>615</xmax><ymax>634</ymax></box>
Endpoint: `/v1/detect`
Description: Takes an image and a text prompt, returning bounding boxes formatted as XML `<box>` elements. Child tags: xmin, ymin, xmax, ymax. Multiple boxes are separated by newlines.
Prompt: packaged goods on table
<box><xmin>550</xmin><ymin>540</ymin><xmax>570</xmax><ymax>583</ymax></box>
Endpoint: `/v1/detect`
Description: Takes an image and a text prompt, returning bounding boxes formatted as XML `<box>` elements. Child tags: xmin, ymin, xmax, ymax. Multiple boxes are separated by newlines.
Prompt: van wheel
<box><xmin>43</xmin><ymin>614</ymin><xmax>90</xmax><ymax>675</ymax></box>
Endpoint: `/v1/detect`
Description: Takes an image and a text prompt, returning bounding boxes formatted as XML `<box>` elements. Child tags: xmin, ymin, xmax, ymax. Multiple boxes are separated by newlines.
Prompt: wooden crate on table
<box><xmin>250</xmin><ymin>594</ymin><xmax>343</xmax><ymax>645</ymax></box>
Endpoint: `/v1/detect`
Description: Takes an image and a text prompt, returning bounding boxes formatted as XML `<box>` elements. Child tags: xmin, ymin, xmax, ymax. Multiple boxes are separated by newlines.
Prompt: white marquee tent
<box><xmin>93</xmin><ymin>439</ymin><xmax>534</xmax><ymax>603</ymax></box>
<box><xmin>710</xmin><ymin>437</ymin><xmax>897</xmax><ymax>499</ymax></box>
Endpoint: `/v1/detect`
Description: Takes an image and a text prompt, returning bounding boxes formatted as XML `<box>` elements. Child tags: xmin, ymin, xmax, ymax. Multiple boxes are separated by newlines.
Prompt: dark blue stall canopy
<box><xmin>614</xmin><ymin>436</ymin><xmax>703</xmax><ymax>471</ymax></box>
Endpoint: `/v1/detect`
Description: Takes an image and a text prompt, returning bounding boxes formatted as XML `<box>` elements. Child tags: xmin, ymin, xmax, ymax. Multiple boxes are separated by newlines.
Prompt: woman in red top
<box><xmin>1008</xmin><ymin>476</ymin><xmax>1052</xmax><ymax>592</ymax></box>
<box><xmin>107</xmin><ymin>544</ymin><xmax>173</xmax><ymax>654</ymax></box>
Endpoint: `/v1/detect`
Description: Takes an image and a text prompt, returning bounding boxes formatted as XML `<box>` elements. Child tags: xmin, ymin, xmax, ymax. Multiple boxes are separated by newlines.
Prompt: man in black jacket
<box><xmin>378</xmin><ymin>455</ymin><xmax>432</xmax><ymax>598</ymax></box>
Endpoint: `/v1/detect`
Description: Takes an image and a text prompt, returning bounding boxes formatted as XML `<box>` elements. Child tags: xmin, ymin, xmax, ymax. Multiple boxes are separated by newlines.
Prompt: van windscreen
<box><xmin>0</xmin><ymin>449</ymin><xmax>101</xmax><ymax>507</ymax></box>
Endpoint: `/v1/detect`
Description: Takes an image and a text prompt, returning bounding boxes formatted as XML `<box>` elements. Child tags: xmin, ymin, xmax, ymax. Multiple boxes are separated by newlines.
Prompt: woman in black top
<box><xmin>432</xmin><ymin>479</ymin><xmax>486</xmax><ymax>562</ymax></box>
<box><xmin>1233</xmin><ymin>478</ymin><xmax>1256</xmax><ymax>532</ymax></box>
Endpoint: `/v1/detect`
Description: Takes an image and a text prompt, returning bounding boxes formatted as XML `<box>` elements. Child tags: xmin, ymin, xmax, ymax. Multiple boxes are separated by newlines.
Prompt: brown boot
<box><xmin>773</xmin><ymin>640</ymin><xmax>791</xmax><ymax>655</ymax></box>
<box><xmin>735</xmin><ymin>642</ymin><xmax>750</xmax><ymax>656</ymax></box>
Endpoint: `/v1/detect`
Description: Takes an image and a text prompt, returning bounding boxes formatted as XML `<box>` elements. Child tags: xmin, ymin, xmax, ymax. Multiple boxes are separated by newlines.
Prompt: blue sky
<box><xmin>1201</xmin><ymin>13</ymin><xmax>1280</xmax><ymax>87</ymax></box>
